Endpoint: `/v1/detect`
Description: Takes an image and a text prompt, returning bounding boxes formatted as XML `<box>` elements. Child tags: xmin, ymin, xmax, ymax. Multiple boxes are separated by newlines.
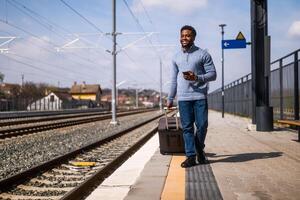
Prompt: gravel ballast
<box><xmin>0</xmin><ymin>111</ymin><xmax>161</xmax><ymax>180</ymax></box>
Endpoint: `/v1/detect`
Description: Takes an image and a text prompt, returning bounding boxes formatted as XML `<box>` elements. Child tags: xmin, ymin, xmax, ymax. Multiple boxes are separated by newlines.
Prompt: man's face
<box><xmin>180</xmin><ymin>29</ymin><xmax>195</xmax><ymax>48</ymax></box>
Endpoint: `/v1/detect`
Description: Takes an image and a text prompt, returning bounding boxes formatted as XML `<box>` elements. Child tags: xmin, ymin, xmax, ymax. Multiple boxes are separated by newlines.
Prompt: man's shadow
<box><xmin>206</xmin><ymin>152</ymin><xmax>282</xmax><ymax>163</ymax></box>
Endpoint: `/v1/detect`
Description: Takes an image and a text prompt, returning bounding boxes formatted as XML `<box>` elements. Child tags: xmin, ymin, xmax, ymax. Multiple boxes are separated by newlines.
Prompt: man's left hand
<box><xmin>183</xmin><ymin>71</ymin><xmax>197</xmax><ymax>81</ymax></box>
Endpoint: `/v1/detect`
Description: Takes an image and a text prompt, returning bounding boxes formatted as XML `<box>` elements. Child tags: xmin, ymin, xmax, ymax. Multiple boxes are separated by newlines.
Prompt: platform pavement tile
<box><xmin>86</xmin><ymin>187</ymin><xmax>130</xmax><ymax>200</ymax></box>
<box><xmin>125</xmin><ymin>177</ymin><xmax>167</xmax><ymax>200</ymax></box>
<box><xmin>205</xmin><ymin>110</ymin><xmax>300</xmax><ymax>200</ymax></box>
<box><xmin>234</xmin><ymin>191</ymin><xmax>272</xmax><ymax>200</ymax></box>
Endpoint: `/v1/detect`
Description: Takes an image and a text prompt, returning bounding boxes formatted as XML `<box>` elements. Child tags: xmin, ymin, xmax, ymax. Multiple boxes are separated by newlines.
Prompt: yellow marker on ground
<box><xmin>70</xmin><ymin>162</ymin><xmax>96</xmax><ymax>167</ymax></box>
<box><xmin>161</xmin><ymin>156</ymin><xmax>185</xmax><ymax>200</ymax></box>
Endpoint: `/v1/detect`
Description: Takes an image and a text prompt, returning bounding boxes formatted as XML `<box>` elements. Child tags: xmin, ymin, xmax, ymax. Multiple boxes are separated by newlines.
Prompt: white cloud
<box><xmin>132</xmin><ymin>0</ymin><xmax>207</xmax><ymax>14</ymax></box>
<box><xmin>288</xmin><ymin>21</ymin><xmax>300</xmax><ymax>38</ymax></box>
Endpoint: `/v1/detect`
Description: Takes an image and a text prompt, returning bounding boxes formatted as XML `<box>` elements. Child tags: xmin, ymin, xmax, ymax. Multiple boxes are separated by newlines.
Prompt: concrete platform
<box><xmin>87</xmin><ymin>110</ymin><xmax>300</xmax><ymax>200</ymax></box>
<box><xmin>87</xmin><ymin>134</ymin><xmax>171</xmax><ymax>200</ymax></box>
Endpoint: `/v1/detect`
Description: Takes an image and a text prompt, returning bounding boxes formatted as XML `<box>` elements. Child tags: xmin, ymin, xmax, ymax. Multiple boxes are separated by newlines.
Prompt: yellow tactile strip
<box><xmin>161</xmin><ymin>156</ymin><xmax>185</xmax><ymax>200</ymax></box>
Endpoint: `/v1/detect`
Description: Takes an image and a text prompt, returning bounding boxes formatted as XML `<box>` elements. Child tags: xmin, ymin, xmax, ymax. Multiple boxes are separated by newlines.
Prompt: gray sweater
<box><xmin>168</xmin><ymin>45</ymin><xmax>217</xmax><ymax>103</ymax></box>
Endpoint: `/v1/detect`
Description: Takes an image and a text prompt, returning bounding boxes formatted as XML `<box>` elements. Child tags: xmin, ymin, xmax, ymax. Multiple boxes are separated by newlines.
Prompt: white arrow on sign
<box><xmin>224</xmin><ymin>42</ymin><xmax>229</xmax><ymax>47</ymax></box>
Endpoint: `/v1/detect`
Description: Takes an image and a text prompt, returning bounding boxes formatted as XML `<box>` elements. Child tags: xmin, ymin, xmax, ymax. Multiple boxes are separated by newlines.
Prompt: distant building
<box><xmin>27</xmin><ymin>91</ymin><xmax>75</xmax><ymax>110</ymax></box>
<box><xmin>70</xmin><ymin>82</ymin><xmax>102</xmax><ymax>106</ymax></box>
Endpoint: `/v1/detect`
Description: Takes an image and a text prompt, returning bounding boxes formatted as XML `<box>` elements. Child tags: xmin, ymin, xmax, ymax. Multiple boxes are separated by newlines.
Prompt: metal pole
<box><xmin>279</xmin><ymin>59</ymin><xmax>283</xmax><ymax>119</ymax></box>
<box><xmin>136</xmin><ymin>88</ymin><xmax>138</xmax><ymax>108</ymax></box>
<box><xmin>251</xmin><ymin>0</ymin><xmax>273</xmax><ymax>131</ymax></box>
<box><xmin>110</xmin><ymin>0</ymin><xmax>118</xmax><ymax>125</ymax></box>
<box><xmin>21</xmin><ymin>74</ymin><xmax>24</xmax><ymax>87</ymax></box>
<box><xmin>116</xmin><ymin>88</ymin><xmax>118</xmax><ymax>107</ymax></box>
<box><xmin>219</xmin><ymin>24</ymin><xmax>226</xmax><ymax>118</ymax></box>
<box><xmin>159</xmin><ymin>59</ymin><xmax>163</xmax><ymax>111</ymax></box>
<box><xmin>294</xmin><ymin>52</ymin><xmax>299</xmax><ymax>120</ymax></box>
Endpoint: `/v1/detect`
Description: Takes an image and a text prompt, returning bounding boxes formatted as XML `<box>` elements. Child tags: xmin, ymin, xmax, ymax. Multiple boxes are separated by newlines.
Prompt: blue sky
<box><xmin>0</xmin><ymin>0</ymin><xmax>299</xmax><ymax>92</ymax></box>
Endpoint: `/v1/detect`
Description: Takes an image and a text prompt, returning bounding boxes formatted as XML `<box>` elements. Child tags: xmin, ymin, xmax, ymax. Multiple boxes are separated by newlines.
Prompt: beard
<box><xmin>181</xmin><ymin>41</ymin><xmax>194</xmax><ymax>49</ymax></box>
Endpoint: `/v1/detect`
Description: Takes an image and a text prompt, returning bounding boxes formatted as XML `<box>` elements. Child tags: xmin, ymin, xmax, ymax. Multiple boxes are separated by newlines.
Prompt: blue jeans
<box><xmin>178</xmin><ymin>99</ymin><xmax>208</xmax><ymax>157</ymax></box>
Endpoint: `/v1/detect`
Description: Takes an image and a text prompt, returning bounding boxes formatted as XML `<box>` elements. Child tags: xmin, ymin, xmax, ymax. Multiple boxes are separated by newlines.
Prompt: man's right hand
<box><xmin>167</xmin><ymin>101</ymin><xmax>173</xmax><ymax>109</ymax></box>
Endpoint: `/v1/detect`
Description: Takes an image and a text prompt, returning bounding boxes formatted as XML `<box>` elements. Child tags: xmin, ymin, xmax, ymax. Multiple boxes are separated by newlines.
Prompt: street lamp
<box><xmin>219</xmin><ymin>24</ymin><xmax>226</xmax><ymax>118</ymax></box>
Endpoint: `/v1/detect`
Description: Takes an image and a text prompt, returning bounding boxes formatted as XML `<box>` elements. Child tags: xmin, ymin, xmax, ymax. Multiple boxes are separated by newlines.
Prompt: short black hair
<box><xmin>181</xmin><ymin>25</ymin><xmax>197</xmax><ymax>37</ymax></box>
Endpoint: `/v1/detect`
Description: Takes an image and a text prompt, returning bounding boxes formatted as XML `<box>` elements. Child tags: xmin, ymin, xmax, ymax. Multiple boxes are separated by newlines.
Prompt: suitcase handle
<box><xmin>163</xmin><ymin>107</ymin><xmax>179</xmax><ymax>130</ymax></box>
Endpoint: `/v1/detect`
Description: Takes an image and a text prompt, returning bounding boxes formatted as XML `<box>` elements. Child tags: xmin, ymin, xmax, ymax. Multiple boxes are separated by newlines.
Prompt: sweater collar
<box><xmin>182</xmin><ymin>44</ymin><xmax>196</xmax><ymax>53</ymax></box>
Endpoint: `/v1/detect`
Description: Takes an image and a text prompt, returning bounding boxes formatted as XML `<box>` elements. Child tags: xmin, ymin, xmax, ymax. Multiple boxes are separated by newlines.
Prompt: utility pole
<box><xmin>110</xmin><ymin>0</ymin><xmax>118</xmax><ymax>125</ymax></box>
<box><xmin>136</xmin><ymin>88</ymin><xmax>138</xmax><ymax>108</ymax></box>
<box><xmin>159</xmin><ymin>59</ymin><xmax>163</xmax><ymax>111</ymax></box>
<box><xmin>219</xmin><ymin>24</ymin><xmax>226</xmax><ymax>118</ymax></box>
<box><xmin>21</xmin><ymin>74</ymin><xmax>24</xmax><ymax>87</ymax></box>
<box><xmin>251</xmin><ymin>0</ymin><xmax>273</xmax><ymax>131</ymax></box>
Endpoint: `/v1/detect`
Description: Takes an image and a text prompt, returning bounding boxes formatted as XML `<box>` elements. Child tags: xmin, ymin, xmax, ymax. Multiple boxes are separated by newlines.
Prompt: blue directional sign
<box><xmin>222</xmin><ymin>39</ymin><xmax>246</xmax><ymax>49</ymax></box>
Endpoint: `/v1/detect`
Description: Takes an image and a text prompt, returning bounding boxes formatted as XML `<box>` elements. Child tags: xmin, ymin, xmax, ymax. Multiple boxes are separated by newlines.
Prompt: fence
<box><xmin>208</xmin><ymin>49</ymin><xmax>300</xmax><ymax>120</ymax></box>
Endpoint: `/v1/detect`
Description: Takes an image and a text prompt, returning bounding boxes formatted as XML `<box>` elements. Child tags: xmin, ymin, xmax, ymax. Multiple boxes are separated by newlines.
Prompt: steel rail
<box><xmin>61</xmin><ymin>123</ymin><xmax>158</xmax><ymax>200</ymax></box>
<box><xmin>0</xmin><ymin>108</ymin><xmax>108</xmax><ymax>120</ymax></box>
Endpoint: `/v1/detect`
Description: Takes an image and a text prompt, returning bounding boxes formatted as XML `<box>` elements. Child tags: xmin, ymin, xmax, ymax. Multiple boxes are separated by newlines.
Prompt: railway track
<box><xmin>0</xmin><ymin>109</ymin><xmax>156</xmax><ymax>139</ymax></box>
<box><xmin>0</xmin><ymin>111</ymin><xmax>110</xmax><ymax>127</ymax></box>
<box><xmin>0</xmin><ymin>108</ymin><xmax>108</xmax><ymax>120</ymax></box>
<box><xmin>0</xmin><ymin>111</ymin><xmax>165</xmax><ymax>200</ymax></box>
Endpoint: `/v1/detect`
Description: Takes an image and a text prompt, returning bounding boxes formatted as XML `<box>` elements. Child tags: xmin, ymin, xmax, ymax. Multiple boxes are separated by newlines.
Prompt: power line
<box><xmin>1</xmin><ymin>26</ymin><xmax>137</xmax><ymax>85</ymax></box>
<box><xmin>122</xmin><ymin>0</ymin><xmax>160</xmax><ymax>58</ymax></box>
<box><xmin>138</xmin><ymin>0</ymin><xmax>163</xmax><ymax>48</ymax></box>
<box><xmin>8</xmin><ymin>0</ymin><xmax>53</xmax><ymax>34</ymax></box>
<box><xmin>3</xmin><ymin>1</ymin><xmax>158</xmax><ymax>87</ymax></box>
<box><xmin>59</xmin><ymin>0</ymin><xmax>105</xmax><ymax>34</ymax></box>
<box><xmin>0</xmin><ymin>20</ymin><xmax>110</xmax><ymax>72</ymax></box>
<box><xmin>139</xmin><ymin>0</ymin><xmax>154</xmax><ymax>25</ymax></box>
<box><xmin>0</xmin><ymin>54</ymin><xmax>73</xmax><ymax>81</ymax></box>
<box><xmin>122</xmin><ymin>0</ymin><xmax>146</xmax><ymax>33</ymax></box>
<box><xmin>7</xmin><ymin>52</ymin><xmax>102</xmax><ymax>80</ymax></box>
<box><xmin>59</xmin><ymin>0</ymin><xmax>157</xmax><ymax>84</ymax></box>
<box><xmin>1</xmin><ymin>3</ymin><xmax>109</xmax><ymax>68</ymax></box>
<box><xmin>122</xmin><ymin>0</ymin><xmax>160</xmax><ymax>83</ymax></box>
<box><xmin>9</xmin><ymin>0</ymin><xmax>111</xmax><ymax>61</ymax></box>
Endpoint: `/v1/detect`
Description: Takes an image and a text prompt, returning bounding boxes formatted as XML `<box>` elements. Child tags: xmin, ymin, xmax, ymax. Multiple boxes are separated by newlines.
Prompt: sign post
<box><xmin>219</xmin><ymin>24</ymin><xmax>226</xmax><ymax>118</ymax></box>
<box><xmin>220</xmin><ymin>30</ymin><xmax>249</xmax><ymax>118</ymax></box>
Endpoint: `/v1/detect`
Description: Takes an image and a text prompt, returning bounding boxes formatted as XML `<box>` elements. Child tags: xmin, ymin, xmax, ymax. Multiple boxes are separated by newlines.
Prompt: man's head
<box><xmin>180</xmin><ymin>25</ymin><xmax>196</xmax><ymax>49</ymax></box>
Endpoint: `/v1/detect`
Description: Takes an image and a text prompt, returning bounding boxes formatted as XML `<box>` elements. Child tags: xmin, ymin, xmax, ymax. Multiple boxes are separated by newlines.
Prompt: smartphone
<box><xmin>182</xmin><ymin>71</ymin><xmax>192</xmax><ymax>76</ymax></box>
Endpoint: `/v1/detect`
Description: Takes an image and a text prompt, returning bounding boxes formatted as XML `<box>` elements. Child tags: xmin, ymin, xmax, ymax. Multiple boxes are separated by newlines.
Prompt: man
<box><xmin>167</xmin><ymin>25</ymin><xmax>217</xmax><ymax>168</ymax></box>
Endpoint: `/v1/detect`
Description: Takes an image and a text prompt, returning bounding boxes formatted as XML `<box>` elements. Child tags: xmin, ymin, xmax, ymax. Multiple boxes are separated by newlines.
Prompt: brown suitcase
<box><xmin>158</xmin><ymin>109</ymin><xmax>185</xmax><ymax>155</ymax></box>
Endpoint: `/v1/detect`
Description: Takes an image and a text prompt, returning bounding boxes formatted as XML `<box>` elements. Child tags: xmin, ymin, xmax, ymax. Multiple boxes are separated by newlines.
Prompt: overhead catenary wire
<box><xmin>138</xmin><ymin>0</ymin><xmax>165</xmax><ymax>51</ymax></box>
<box><xmin>0</xmin><ymin>2</ymin><xmax>111</xmax><ymax>70</ymax></box>
<box><xmin>0</xmin><ymin>66</ymin><xmax>62</xmax><ymax>82</ymax></box>
<box><xmin>38</xmin><ymin>0</ymin><xmax>141</xmax><ymax>83</ymax></box>
<box><xmin>9</xmin><ymin>0</ymin><xmax>111</xmax><ymax>61</ymax></box>
<box><xmin>8</xmin><ymin>0</ymin><xmax>54</xmax><ymax>35</ymax></box>
<box><xmin>121</xmin><ymin>0</ymin><xmax>161</xmax><ymax>85</ymax></box>
<box><xmin>122</xmin><ymin>0</ymin><xmax>161</xmax><ymax>59</ymax></box>
<box><xmin>0</xmin><ymin>19</ymin><xmax>110</xmax><ymax>73</ymax></box>
<box><xmin>0</xmin><ymin>22</ymin><xmax>137</xmax><ymax>86</ymax></box>
<box><xmin>0</xmin><ymin>53</ymin><xmax>75</xmax><ymax>82</ymax></box>
<box><xmin>59</xmin><ymin>0</ymin><xmax>157</xmax><ymax>85</ymax></box>
<box><xmin>59</xmin><ymin>0</ymin><xmax>105</xmax><ymax>34</ymax></box>
<box><xmin>2</xmin><ymin>1</ymin><xmax>157</xmax><ymax>88</ymax></box>
<box><xmin>7</xmin><ymin>52</ymin><xmax>102</xmax><ymax>80</ymax></box>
